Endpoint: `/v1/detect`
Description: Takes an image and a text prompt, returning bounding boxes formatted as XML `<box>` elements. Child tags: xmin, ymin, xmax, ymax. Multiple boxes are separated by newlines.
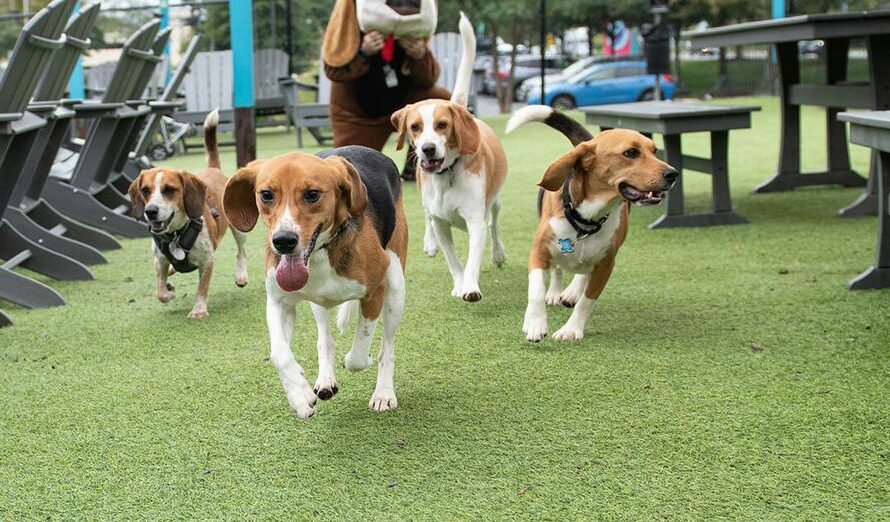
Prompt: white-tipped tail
<box><xmin>505</xmin><ymin>105</ymin><xmax>554</xmax><ymax>134</ymax></box>
<box><xmin>450</xmin><ymin>12</ymin><xmax>476</xmax><ymax>107</ymax></box>
<box><xmin>336</xmin><ymin>300</ymin><xmax>359</xmax><ymax>335</ymax></box>
<box><xmin>203</xmin><ymin>108</ymin><xmax>220</xmax><ymax>169</ymax></box>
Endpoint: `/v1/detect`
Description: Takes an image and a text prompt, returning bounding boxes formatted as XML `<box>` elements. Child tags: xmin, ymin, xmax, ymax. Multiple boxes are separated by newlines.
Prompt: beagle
<box><xmin>128</xmin><ymin>110</ymin><xmax>249</xmax><ymax>318</ymax></box>
<box><xmin>506</xmin><ymin>106</ymin><xmax>678</xmax><ymax>342</ymax></box>
<box><xmin>223</xmin><ymin>146</ymin><xmax>408</xmax><ymax>419</ymax></box>
<box><xmin>391</xmin><ymin>13</ymin><xmax>507</xmax><ymax>302</ymax></box>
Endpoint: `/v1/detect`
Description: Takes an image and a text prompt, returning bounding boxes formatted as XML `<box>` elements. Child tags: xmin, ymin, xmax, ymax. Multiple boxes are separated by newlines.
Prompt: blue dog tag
<box><xmin>557</xmin><ymin>238</ymin><xmax>574</xmax><ymax>254</ymax></box>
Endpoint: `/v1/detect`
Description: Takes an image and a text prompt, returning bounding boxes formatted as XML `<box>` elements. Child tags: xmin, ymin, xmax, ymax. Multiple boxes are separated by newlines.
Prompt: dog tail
<box><xmin>505</xmin><ymin>105</ymin><xmax>593</xmax><ymax>146</ymax></box>
<box><xmin>203</xmin><ymin>108</ymin><xmax>221</xmax><ymax>169</ymax></box>
<box><xmin>450</xmin><ymin>12</ymin><xmax>475</xmax><ymax>108</ymax></box>
<box><xmin>336</xmin><ymin>300</ymin><xmax>359</xmax><ymax>335</ymax></box>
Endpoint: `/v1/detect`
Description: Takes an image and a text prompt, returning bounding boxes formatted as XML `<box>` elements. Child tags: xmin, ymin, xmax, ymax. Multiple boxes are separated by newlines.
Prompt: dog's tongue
<box><xmin>276</xmin><ymin>255</ymin><xmax>308</xmax><ymax>292</ymax></box>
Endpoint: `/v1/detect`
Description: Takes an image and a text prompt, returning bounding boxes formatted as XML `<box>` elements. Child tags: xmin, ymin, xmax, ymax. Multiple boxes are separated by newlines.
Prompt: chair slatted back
<box><xmin>0</xmin><ymin>0</ymin><xmax>77</xmax><ymax>114</ymax></box>
<box><xmin>100</xmin><ymin>20</ymin><xmax>160</xmax><ymax>103</ymax></box>
<box><xmin>430</xmin><ymin>32</ymin><xmax>461</xmax><ymax>92</ymax></box>
<box><xmin>184</xmin><ymin>50</ymin><xmax>234</xmax><ymax>113</ymax></box>
<box><xmin>129</xmin><ymin>28</ymin><xmax>170</xmax><ymax>99</ymax></box>
<box><xmin>161</xmin><ymin>35</ymin><xmax>201</xmax><ymax>102</ymax></box>
<box><xmin>34</xmin><ymin>3</ymin><xmax>100</xmax><ymax>102</ymax></box>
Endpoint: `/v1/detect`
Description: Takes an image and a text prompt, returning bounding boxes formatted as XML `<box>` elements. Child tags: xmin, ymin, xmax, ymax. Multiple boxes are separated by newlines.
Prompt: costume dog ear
<box><xmin>327</xmin><ymin>156</ymin><xmax>368</xmax><ymax>216</ymax></box>
<box><xmin>180</xmin><ymin>171</ymin><xmax>207</xmax><ymax>219</ymax></box>
<box><xmin>224</xmin><ymin>162</ymin><xmax>262</xmax><ymax>232</ymax></box>
<box><xmin>391</xmin><ymin>106</ymin><xmax>411</xmax><ymax>151</ymax></box>
<box><xmin>450</xmin><ymin>104</ymin><xmax>480</xmax><ymax>155</ymax></box>
<box><xmin>128</xmin><ymin>172</ymin><xmax>146</xmax><ymax>219</ymax></box>
<box><xmin>538</xmin><ymin>140</ymin><xmax>596</xmax><ymax>192</ymax></box>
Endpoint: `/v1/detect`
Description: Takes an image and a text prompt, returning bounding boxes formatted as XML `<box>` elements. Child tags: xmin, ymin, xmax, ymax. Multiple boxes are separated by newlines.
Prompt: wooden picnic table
<box><xmin>687</xmin><ymin>10</ymin><xmax>890</xmax><ymax>217</ymax></box>
<box><xmin>583</xmin><ymin>101</ymin><xmax>759</xmax><ymax>229</ymax></box>
<box><xmin>837</xmin><ymin>110</ymin><xmax>890</xmax><ymax>290</ymax></box>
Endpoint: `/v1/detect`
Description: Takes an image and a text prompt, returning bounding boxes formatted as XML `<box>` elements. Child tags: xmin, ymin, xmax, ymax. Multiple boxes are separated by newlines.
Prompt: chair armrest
<box><xmin>0</xmin><ymin>112</ymin><xmax>24</xmax><ymax>123</ymax></box>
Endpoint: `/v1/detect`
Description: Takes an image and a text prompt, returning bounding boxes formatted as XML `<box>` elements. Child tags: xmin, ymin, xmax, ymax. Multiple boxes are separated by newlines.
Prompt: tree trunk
<box><xmin>587</xmin><ymin>23</ymin><xmax>595</xmax><ymax>56</ymax></box>
<box><xmin>491</xmin><ymin>25</ymin><xmax>506</xmax><ymax>111</ymax></box>
<box><xmin>715</xmin><ymin>47</ymin><xmax>729</xmax><ymax>94</ymax></box>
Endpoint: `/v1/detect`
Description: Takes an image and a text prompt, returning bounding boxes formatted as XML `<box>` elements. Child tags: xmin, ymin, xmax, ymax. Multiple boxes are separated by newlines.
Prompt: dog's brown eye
<box><xmin>623</xmin><ymin>148</ymin><xmax>640</xmax><ymax>159</ymax></box>
<box><xmin>436</xmin><ymin>121</ymin><xmax>447</xmax><ymax>130</ymax></box>
<box><xmin>410</xmin><ymin>123</ymin><xmax>420</xmax><ymax>132</ymax></box>
<box><xmin>304</xmin><ymin>189</ymin><xmax>321</xmax><ymax>203</ymax></box>
<box><xmin>259</xmin><ymin>190</ymin><xmax>274</xmax><ymax>203</ymax></box>
<box><xmin>162</xmin><ymin>185</ymin><xmax>176</xmax><ymax>196</ymax></box>
<box><xmin>140</xmin><ymin>187</ymin><xmax>150</xmax><ymax>197</ymax></box>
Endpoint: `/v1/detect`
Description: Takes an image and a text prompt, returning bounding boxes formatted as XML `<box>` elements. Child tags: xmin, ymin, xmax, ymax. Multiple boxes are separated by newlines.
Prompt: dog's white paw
<box><xmin>423</xmin><ymin>240</ymin><xmax>438</xmax><ymax>257</ymax></box>
<box><xmin>450</xmin><ymin>278</ymin><xmax>464</xmax><ymax>298</ymax></box>
<box><xmin>545</xmin><ymin>288</ymin><xmax>563</xmax><ymax>306</ymax></box>
<box><xmin>369</xmin><ymin>389</ymin><xmax>398</xmax><ymax>412</ymax></box>
<box><xmin>461</xmin><ymin>282</ymin><xmax>482</xmax><ymax>302</ymax></box>
<box><xmin>552</xmin><ymin>323</ymin><xmax>584</xmax><ymax>341</ymax></box>
<box><xmin>492</xmin><ymin>244</ymin><xmax>506</xmax><ymax>267</ymax></box>
<box><xmin>522</xmin><ymin>313</ymin><xmax>548</xmax><ymax>342</ymax></box>
<box><xmin>157</xmin><ymin>284</ymin><xmax>175</xmax><ymax>303</ymax></box>
<box><xmin>559</xmin><ymin>287</ymin><xmax>584</xmax><ymax>308</ymax></box>
<box><xmin>344</xmin><ymin>350</ymin><xmax>372</xmax><ymax>372</ymax></box>
<box><xmin>286</xmin><ymin>385</ymin><xmax>317</xmax><ymax>419</ymax></box>
<box><xmin>313</xmin><ymin>374</ymin><xmax>339</xmax><ymax>401</ymax></box>
<box><xmin>187</xmin><ymin>305</ymin><xmax>208</xmax><ymax>319</ymax></box>
<box><xmin>235</xmin><ymin>271</ymin><xmax>249</xmax><ymax>288</ymax></box>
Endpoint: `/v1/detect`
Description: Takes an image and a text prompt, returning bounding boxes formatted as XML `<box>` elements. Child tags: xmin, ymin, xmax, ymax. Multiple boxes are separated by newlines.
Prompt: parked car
<box><xmin>798</xmin><ymin>39</ymin><xmax>825</xmax><ymax>55</ymax></box>
<box><xmin>527</xmin><ymin>59</ymin><xmax>675</xmax><ymax>109</ymax></box>
<box><xmin>481</xmin><ymin>54</ymin><xmax>570</xmax><ymax>99</ymax></box>
<box><xmin>518</xmin><ymin>54</ymin><xmax>644</xmax><ymax>101</ymax></box>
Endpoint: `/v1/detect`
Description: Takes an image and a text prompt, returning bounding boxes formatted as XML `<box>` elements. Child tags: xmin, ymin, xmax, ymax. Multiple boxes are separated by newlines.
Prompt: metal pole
<box><xmin>269</xmin><ymin>0</ymin><xmax>277</xmax><ymax>49</ymax></box>
<box><xmin>68</xmin><ymin>1</ymin><xmax>86</xmax><ymax>100</ymax></box>
<box><xmin>160</xmin><ymin>0</ymin><xmax>172</xmax><ymax>85</ymax></box>
<box><xmin>539</xmin><ymin>0</ymin><xmax>546</xmax><ymax>102</ymax></box>
<box><xmin>653</xmin><ymin>11</ymin><xmax>662</xmax><ymax>101</ymax></box>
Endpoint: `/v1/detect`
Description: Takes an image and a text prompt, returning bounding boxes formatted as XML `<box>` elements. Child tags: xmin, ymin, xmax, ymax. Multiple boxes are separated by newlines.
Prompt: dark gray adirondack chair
<box><xmin>118</xmin><ymin>34</ymin><xmax>203</xmax><ymax>185</ymax></box>
<box><xmin>0</xmin><ymin>308</ymin><xmax>11</xmax><ymax>327</ymax></box>
<box><xmin>4</xmin><ymin>3</ymin><xmax>115</xmax><ymax>267</ymax></box>
<box><xmin>40</xmin><ymin>19</ymin><xmax>160</xmax><ymax>238</ymax></box>
<box><xmin>0</xmin><ymin>0</ymin><xmax>85</xmax><ymax>311</ymax></box>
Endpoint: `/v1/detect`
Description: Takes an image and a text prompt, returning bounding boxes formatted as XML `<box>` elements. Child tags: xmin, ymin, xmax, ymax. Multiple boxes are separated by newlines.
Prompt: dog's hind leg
<box><xmin>560</xmin><ymin>274</ymin><xmax>589</xmax><ymax>308</ymax></box>
<box><xmin>553</xmin><ymin>254</ymin><xmax>615</xmax><ymax>341</ymax></box>
<box><xmin>423</xmin><ymin>211</ymin><xmax>438</xmax><ymax>257</ymax></box>
<box><xmin>489</xmin><ymin>198</ymin><xmax>506</xmax><ymax>267</ymax></box>
<box><xmin>267</xmin><ymin>293</ymin><xmax>316</xmax><ymax>419</ymax></box>
<box><xmin>370</xmin><ymin>251</ymin><xmax>404</xmax><ymax>412</ymax></box>
<box><xmin>545</xmin><ymin>268</ymin><xmax>563</xmax><ymax>306</ymax></box>
<box><xmin>310</xmin><ymin>304</ymin><xmax>338</xmax><ymax>400</ymax></box>
<box><xmin>231</xmin><ymin>226</ymin><xmax>249</xmax><ymax>287</ymax></box>
<box><xmin>336</xmin><ymin>300</ymin><xmax>359</xmax><ymax>334</ymax></box>
<box><xmin>345</xmin><ymin>288</ymin><xmax>383</xmax><ymax>372</ymax></box>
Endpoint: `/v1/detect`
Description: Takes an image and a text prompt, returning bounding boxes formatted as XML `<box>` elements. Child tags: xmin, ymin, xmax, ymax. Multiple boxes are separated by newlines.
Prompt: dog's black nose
<box><xmin>421</xmin><ymin>143</ymin><xmax>437</xmax><ymax>158</ymax></box>
<box><xmin>662</xmin><ymin>167</ymin><xmax>679</xmax><ymax>184</ymax></box>
<box><xmin>144</xmin><ymin>205</ymin><xmax>159</xmax><ymax>220</ymax></box>
<box><xmin>272</xmin><ymin>231</ymin><xmax>298</xmax><ymax>254</ymax></box>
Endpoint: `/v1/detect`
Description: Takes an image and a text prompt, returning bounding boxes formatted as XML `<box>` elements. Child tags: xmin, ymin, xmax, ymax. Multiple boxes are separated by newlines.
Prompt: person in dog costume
<box><xmin>323</xmin><ymin>0</ymin><xmax>450</xmax><ymax>180</ymax></box>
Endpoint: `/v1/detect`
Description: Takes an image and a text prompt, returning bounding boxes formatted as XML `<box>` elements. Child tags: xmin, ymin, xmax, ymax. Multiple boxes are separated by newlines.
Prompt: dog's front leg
<box><xmin>545</xmin><ymin>268</ymin><xmax>564</xmax><ymax>306</ymax></box>
<box><xmin>460</xmin><ymin>215</ymin><xmax>487</xmax><ymax>302</ymax></box>
<box><xmin>430</xmin><ymin>217</ymin><xmax>464</xmax><ymax>298</ymax></box>
<box><xmin>370</xmin><ymin>252</ymin><xmax>404</xmax><ymax>412</ymax></box>
<box><xmin>231</xmin><ymin>227</ymin><xmax>249</xmax><ymax>287</ymax></box>
<box><xmin>188</xmin><ymin>260</ymin><xmax>213</xmax><ymax>319</ymax></box>
<box><xmin>154</xmin><ymin>256</ymin><xmax>175</xmax><ymax>303</ymax></box>
<box><xmin>310</xmin><ymin>303</ymin><xmax>338</xmax><ymax>400</ymax></box>
<box><xmin>267</xmin><ymin>293</ymin><xmax>316</xmax><ymax>419</ymax></box>
<box><xmin>523</xmin><ymin>268</ymin><xmax>549</xmax><ymax>342</ymax></box>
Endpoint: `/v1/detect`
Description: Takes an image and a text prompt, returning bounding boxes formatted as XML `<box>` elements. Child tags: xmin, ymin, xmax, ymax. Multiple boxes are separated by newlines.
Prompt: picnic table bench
<box><xmin>838</xmin><ymin>110</ymin><xmax>890</xmax><ymax>290</ymax></box>
<box><xmin>687</xmin><ymin>10</ymin><xmax>890</xmax><ymax>217</ymax></box>
<box><xmin>582</xmin><ymin>101</ymin><xmax>760</xmax><ymax>229</ymax></box>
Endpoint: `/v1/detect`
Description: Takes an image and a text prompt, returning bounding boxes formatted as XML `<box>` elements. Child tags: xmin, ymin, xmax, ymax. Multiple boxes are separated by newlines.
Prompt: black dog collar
<box><xmin>431</xmin><ymin>157</ymin><xmax>460</xmax><ymax>176</ymax></box>
<box><xmin>561</xmin><ymin>176</ymin><xmax>609</xmax><ymax>240</ymax></box>
<box><xmin>151</xmin><ymin>218</ymin><xmax>203</xmax><ymax>273</ymax></box>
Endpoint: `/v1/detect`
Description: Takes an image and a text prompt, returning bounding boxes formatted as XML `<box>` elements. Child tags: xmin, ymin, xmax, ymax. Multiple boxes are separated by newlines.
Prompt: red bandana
<box><xmin>381</xmin><ymin>33</ymin><xmax>396</xmax><ymax>63</ymax></box>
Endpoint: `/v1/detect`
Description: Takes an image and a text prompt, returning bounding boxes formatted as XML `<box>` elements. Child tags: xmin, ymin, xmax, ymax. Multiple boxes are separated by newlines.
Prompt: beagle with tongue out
<box><xmin>506</xmin><ymin>106</ymin><xmax>678</xmax><ymax>342</ymax></box>
<box><xmin>224</xmin><ymin>146</ymin><xmax>408</xmax><ymax>419</ymax></box>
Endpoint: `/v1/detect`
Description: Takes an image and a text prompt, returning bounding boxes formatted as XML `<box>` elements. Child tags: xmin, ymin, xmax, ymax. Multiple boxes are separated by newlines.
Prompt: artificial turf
<box><xmin>1</xmin><ymin>96</ymin><xmax>888</xmax><ymax>518</ymax></box>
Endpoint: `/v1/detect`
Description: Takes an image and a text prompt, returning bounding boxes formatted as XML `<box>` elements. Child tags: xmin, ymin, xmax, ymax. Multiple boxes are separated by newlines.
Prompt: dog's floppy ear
<box><xmin>224</xmin><ymin>162</ymin><xmax>262</xmax><ymax>232</ymax></box>
<box><xmin>391</xmin><ymin>106</ymin><xmax>410</xmax><ymax>151</ymax></box>
<box><xmin>128</xmin><ymin>172</ymin><xmax>146</xmax><ymax>219</ymax></box>
<box><xmin>327</xmin><ymin>156</ymin><xmax>368</xmax><ymax>216</ymax></box>
<box><xmin>450</xmin><ymin>104</ymin><xmax>480</xmax><ymax>155</ymax></box>
<box><xmin>538</xmin><ymin>141</ymin><xmax>596</xmax><ymax>192</ymax></box>
<box><xmin>180</xmin><ymin>171</ymin><xmax>207</xmax><ymax>219</ymax></box>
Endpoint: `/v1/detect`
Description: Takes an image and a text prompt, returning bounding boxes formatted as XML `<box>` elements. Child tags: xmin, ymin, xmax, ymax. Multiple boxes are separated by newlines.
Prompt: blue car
<box><xmin>527</xmin><ymin>60</ymin><xmax>675</xmax><ymax>110</ymax></box>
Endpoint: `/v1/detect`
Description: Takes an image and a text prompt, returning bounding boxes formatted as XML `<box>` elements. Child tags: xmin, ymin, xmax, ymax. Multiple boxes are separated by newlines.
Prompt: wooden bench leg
<box><xmin>710</xmin><ymin>130</ymin><xmax>748</xmax><ymax>225</ymax></box>
<box><xmin>649</xmin><ymin>134</ymin><xmax>686</xmax><ymax>229</ymax></box>
<box><xmin>848</xmin><ymin>150</ymin><xmax>890</xmax><ymax>290</ymax></box>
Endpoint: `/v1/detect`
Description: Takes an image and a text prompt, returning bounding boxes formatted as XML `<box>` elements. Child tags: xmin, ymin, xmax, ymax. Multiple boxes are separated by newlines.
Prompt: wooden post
<box><xmin>229</xmin><ymin>0</ymin><xmax>256</xmax><ymax>167</ymax></box>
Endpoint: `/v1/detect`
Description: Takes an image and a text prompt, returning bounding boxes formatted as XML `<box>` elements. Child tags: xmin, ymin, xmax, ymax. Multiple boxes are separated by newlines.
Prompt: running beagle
<box><xmin>128</xmin><ymin>110</ymin><xmax>249</xmax><ymax>318</ymax></box>
<box><xmin>223</xmin><ymin>146</ymin><xmax>408</xmax><ymax>419</ymax></box>
<box><xmin>391</xmin><ymin>13</ymin><xmax>507</xmax><ymax>302</ymax></box>
<box><xmin>506</xmin><ymin>106</ymin><xmax>678</xmax><ymax>342</ymax></box>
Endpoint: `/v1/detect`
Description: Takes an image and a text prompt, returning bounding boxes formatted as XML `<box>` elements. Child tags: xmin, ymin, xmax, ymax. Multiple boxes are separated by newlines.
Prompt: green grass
<box><xmin>2</xmin><ymin>96</ymin><xmax>889</xmax><ymax>518</ymax></box>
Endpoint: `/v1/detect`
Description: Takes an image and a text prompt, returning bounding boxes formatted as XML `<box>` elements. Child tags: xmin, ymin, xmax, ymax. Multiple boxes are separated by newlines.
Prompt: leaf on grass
<box><xmin>749</xmin><ymin>342</ymin><xmax>764</xmax><ymax>352</ymax></box>
<box><xmin>385</xmin><ymin>480</ymin><xmax>399</xmax><ymax>488</ymax></box>
<box><xmin>777</xmin><ymin>268</ymin><xmax>789</xmax><ymax>275</ymax></box>
<box><xmin>518</xmin><ymin>484</ymin><xmax>532</xmax><ymax>495</ymax></box>
<box><xmin>395</xmin><ymin>438</ymin><xmax>407</xmax><ymax>448</ymax></box>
